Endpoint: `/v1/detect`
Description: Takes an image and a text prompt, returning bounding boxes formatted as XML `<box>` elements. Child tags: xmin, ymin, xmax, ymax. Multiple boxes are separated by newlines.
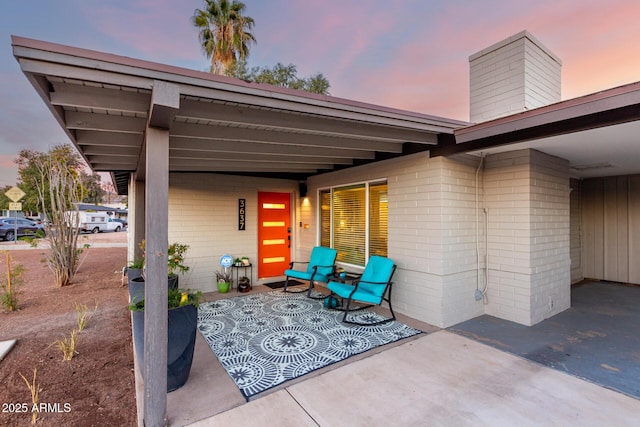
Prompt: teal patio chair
<box><xmin>327</xmin><ymin>256</ymin><xmax>397</xmax><ymax>325</ymax></box>
<box><xmin>283</xmin><ymin>246</ymin><xmax>337</xmax><ymax>298</ymax></box>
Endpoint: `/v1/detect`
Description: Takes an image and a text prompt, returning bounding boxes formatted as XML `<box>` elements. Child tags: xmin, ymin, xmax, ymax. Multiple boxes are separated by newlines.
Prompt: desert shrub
<box><xmin>1</xmin><ymin>252</ymin><xmax>25</xmax><ymax>312</ymax></box>
<box><xmin>55</xmin><ymin>329</ymin><xmax>80</xmax><ymax>361</ymax></box>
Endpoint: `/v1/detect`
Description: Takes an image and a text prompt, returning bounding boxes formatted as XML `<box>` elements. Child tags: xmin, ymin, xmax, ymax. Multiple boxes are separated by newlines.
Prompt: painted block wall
<box><xmin>161</xmin><ymin>149</ymin><xmax>571</xmax><ymax>327</ymax></box>
<box><xmin>469</xmin><ymin>30</ymin><xmax>561</xmax><ymax>123</ymax></box>
<box><xmin>167</xmin><ymin>173</ymin><xmax>297</xmax><ymax>293</ymax></box>
<box><xmin>483</xmin><ymin>149</ymin><xmax>570</xmax><ymax>326</ymax></box>
<box><xmin>581</xmin><ymin>175</ymin><xmax>640</xmax><ymax>284</ymax></box>
<box><xmin>304</xmin><ymin>152</ymin><xmax>485</xmax><ymax>327</ymax></box>
<box><xmin>570</xmin><ymin>178</ymin><xmax>583</xmax><ymax>283</ymax></box>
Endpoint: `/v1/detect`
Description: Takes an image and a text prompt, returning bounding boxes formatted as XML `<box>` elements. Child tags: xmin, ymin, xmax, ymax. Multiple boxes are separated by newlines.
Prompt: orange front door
<box><xmin>257</xmin><ymin>192</ymin><xmax>291</xmax><ymax>278</ymax></box>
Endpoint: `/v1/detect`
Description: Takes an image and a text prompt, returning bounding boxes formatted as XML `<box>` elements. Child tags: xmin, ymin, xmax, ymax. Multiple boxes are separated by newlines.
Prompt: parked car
<box><xmin>0</xmin><ymin>217</ymin><xmax>45</xmax><ymax>241</ymax></box>
<box><xmin>106</xmin><ymin>217</ymin><xmax>124</xmax><ymax>232</ymax></box>
<box><xmin>111</xmin><ymin>218</ymin><xmax>128</xmax><ymax>229</ymax></box>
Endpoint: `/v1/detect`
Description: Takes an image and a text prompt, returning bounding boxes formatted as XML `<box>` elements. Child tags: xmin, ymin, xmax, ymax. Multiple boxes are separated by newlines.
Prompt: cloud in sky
<box><xmin>1</xmin><ymin>0</ymin><xmax>640</xmax><ymax>186</ymax></box>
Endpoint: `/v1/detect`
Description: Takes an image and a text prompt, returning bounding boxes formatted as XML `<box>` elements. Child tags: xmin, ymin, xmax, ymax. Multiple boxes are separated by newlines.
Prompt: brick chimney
<box><xmin>469</xmin><ymin>30</ymin><xmax>562</xmax><ymax>123</ymax></box>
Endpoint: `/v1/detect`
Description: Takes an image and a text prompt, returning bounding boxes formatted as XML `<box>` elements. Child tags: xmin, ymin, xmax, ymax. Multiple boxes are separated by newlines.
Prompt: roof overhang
<box><xmin>432</xmin><ymin>82</ymin><xmax>640</xmax><ymax>178</ymax></box>
<box><xmin>13</xmin><ymin>36</ymin><xmax>640</xmax><ymax>189</ymax></box>
<box><xmin>12</xmin><ymin>36</ymin><xmax>468</xmax><ymax>195</ymax></box>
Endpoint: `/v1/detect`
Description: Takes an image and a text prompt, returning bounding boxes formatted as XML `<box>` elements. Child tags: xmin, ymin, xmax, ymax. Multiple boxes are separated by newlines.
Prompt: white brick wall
<box><xmin>162</xmin><ymin>148</ymin><xmax>571</xmax><ymax>328</ymax></box>
<box><xmin>305</xmin><ymin>153</ymin><xmax>485</xmax><ymax>327</ymax></box>
<box><xmin>469</xmin><ymin>30</ymin><xmax>561</xmax><ymax>122</ymax></box>
<box><xmin>167</xmin><ymin>173</ymin><xmax>297</xmax><ymax>293</ymax></box>
<box><xmin>484</xmin><ymin>149</ymin><xmax>570</xmax><ymax>325</ymax></box>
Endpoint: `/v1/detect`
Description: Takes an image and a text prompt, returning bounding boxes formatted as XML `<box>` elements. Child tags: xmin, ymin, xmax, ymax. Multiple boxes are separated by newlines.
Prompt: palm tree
<box><xmin>192</xmin><ymin>0</ymin><xmax>256</xmax><ymax>75</ymax></box>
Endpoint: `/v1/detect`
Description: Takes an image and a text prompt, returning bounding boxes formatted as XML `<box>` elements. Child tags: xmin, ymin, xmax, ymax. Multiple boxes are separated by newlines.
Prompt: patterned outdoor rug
<box><xmin>197</xmin><ymin>291</ymin><xmax>422</xmax><ymax>400</ymax></box>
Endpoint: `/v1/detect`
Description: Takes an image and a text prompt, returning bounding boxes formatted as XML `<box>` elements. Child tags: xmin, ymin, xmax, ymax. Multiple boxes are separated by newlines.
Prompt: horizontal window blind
<box><xmin>369</xmin><ymin>182</ymin><xmax>388</xmax><ymax>257</ymax></box>
<box><xmin>319</xmin><ymin>189</ymin><xmax>331</xmax><ymax>248</ymax></box>
<box><xmin>319</xmin><ymin>181</ymin><xmax>388</xmax><ymax>267</ymax></box>
<box><xmin>333</xmin><ymin>184</ymin><xmax>366</xmax><ymax>265</ymax></box>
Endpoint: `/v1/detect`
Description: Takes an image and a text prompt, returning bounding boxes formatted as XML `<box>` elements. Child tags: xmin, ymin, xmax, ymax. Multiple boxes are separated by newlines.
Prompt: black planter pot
<box><xmin>127</xmin><ymin>267</ymin><xmax>143</xmax><ymax>282</ymax></box>
<box><xmin>168</xmin><ymin>274</ymin><xmax>179</xmax><ymax>289</ymax></box>
<box><xmin>131</xmin><ymin>303</ymin><xmax>197</xmax><ymax>392</ymax></box>
<box><xmin>129</xmin><ymin>277</ymin><xmax>145</xmax><ymax>303</ymax></box>
<box><xmin>128</xmin><ymin>275</ymin><xmax>179</xmax><ymax>302</ymax></box>
<box><xmin>127</xmin><ymin>268</ymin><xmax>143</xmax><ymax>302</ymax></box>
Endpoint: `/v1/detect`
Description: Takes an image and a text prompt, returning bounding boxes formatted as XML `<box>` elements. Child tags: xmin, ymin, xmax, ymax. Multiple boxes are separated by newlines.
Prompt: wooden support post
<box><xmin>143</xmin><ymin>80</ymin><xmax>178</xmax><ymax>427</ymax></box>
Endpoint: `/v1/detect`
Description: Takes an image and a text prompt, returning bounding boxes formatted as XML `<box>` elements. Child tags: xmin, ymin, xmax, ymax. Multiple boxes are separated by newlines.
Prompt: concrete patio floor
<box><xmin>136</xmin><ymin>285</ymin><xmax>640</xmax><ymax>426</ymax></box>
<box><xmin>182</xmin><ymin>331</ymin><xmax>639</xmax><ymax>426</ymax></box>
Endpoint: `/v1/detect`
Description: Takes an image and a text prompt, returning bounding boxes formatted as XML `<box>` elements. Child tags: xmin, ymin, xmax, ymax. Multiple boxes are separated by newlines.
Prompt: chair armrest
<box><xmin>289</xmin><ymin>260</ymin><xmax>309</xmax><ymax>268</ymax></box>
<box><xmin>352</xmin><ymin>279</ymin><xmax>391</xmax><ymax>287</ymax></box>
<box><xmin>315</xmin><ymin>264</ymin><xmax>336</xmax><ymax>269</ymax></box>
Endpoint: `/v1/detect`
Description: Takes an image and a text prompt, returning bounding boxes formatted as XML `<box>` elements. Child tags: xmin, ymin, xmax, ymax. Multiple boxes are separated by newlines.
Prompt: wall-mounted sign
<box><xmin>238</xmin><ymin>198</ymin><xmax>246</xmax><ymax>230</ymax></box>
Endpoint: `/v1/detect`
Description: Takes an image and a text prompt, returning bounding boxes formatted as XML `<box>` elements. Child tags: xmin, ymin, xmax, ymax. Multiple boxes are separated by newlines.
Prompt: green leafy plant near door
<box><xmin>168</xmin><ymin>243</ymin><xmax>190</xmax><ymax>277</ymax></box>
<box><xmin>128</xmin><ymin>287</ymin><xmax>201</xmax><ymax>311</ymax></box>
<box><xmin>138</xmin><ymin>240</ymin><xmax>191</xmax><ymax>277</ymax></box>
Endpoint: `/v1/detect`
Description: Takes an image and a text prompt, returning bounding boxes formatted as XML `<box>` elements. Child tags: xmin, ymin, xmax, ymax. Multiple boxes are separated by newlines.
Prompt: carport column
<box><xmin>144</xmin><ymin>80</ymin><xmax>179</xmax><ymax>427</ymax></box>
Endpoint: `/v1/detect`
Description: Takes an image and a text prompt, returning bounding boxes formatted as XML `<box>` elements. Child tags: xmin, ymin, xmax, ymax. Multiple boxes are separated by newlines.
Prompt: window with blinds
<box><xmin>318</xmin><ymin>181</ymin><xmax>388</xmax><ymax>266</ymax></box>
<box><xmin>319</xmin><ymin>189</ymin><xmax>331</xmax><ymax>248</ymax></box>
<box><xmin>369</xmin><ymin>182</ymin><xmax>388</xmax><ymax>258</ymax></box>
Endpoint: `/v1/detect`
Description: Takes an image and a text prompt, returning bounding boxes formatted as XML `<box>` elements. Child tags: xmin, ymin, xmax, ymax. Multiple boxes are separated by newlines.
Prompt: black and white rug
<box><xmin>197</xmin><ymin>291</ymin><xmax>422</xmax><ymax>400</ymax></box>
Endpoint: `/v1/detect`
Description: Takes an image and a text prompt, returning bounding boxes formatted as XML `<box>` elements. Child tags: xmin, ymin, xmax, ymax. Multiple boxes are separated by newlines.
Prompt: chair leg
<box><xmin>386</xmin><ymin>285</ymin><xmax>396</xmax><ymax>322</ymax></box>
<box><xmin>340</xmin><ymin>296</ymin><xmax>395</xmax><ymax>326</ymax></box>
<box><xmin>306</xmin><ymin>281</ymin><xmax>327</xmax><ymax>300</ymax></box>
<box><xmin>283</xmin><ymin>277</ymin><xmax>311</xmax><ymax>294</ymax></box>
<box><xmin>341</xmin><ymin>298</ymin><xmax>353</xmax><ymax>322</ymax></box>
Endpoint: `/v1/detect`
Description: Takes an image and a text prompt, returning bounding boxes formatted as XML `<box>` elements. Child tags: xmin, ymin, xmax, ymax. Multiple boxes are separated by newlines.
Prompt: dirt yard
<box><xmin>0</xmin><ymin>232</ymin><xmax>136</xmax><ymax>426</ymax></box>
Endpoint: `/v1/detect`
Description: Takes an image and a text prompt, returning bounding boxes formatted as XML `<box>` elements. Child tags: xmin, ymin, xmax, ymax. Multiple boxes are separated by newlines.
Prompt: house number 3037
<box><xmin>238</xmin><ymin>198</ymin><xmax>246</xmax><ymax>230</ymax></box>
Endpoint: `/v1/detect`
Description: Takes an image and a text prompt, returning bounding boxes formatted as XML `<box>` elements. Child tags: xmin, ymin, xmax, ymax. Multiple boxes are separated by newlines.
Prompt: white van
<box><xmin>74</xmin><ymin>212</ymin><xmax>123</xmax><ymax>233</ymax></box>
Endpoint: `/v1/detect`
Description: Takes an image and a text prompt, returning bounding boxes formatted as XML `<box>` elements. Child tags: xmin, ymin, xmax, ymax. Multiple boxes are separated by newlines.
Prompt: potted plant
<box><xmin>132</xmin><ymin>241</ymin><xmax>190</xmax><ymax>296</ymax></box>
<box><xmin>241</xmin><ymin>256</ymin><xmax>250</xmax><ymax>266</ymax></box>
<box><xmin>126</xmin><ymin>257</ymin><xmax>145</xmax><ymax>302</ymax></box>
<box><xmin>238</xmin><ymin>276</ymin><xmax>251</xmax><ymax>293</ymax></box>
<box><xmin>128</xmin><ymin>288</ymin><xmax>201</xmax><ymax>392</ymax></box>
<box><xmin>215</xmin><ymin>267</ymin><xmax>233</xmax><ymax>293</ymax></box>
<box><xmin>167</xmin><ymin>242</ymin><xmax>190</xmax><ymax>289</ymax></box>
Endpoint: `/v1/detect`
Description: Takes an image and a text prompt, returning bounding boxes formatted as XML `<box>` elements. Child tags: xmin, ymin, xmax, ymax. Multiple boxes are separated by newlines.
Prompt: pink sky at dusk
<box><xmin>1</xmin><ymin>0</ymin><xmax>639</xmax><ymax>187</ymax></box>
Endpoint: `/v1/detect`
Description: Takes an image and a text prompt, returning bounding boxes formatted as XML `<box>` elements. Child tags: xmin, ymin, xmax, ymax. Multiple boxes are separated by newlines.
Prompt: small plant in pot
<box><xmin>167</xmin><ymin>242</ymin><xmax>190</xmax><ymax>289</ymax></box>
<box><xmin>215</xmin><ymin>268</ymin><xmax>233</xmax><ymax>293</ymax></box>
<box><xmin>128</xmin><ymin>288</ymin><xmax>202</xmax><ymax>392</ymax></box>
<box><xmin>134</xmin><ymin>240</ymin><xmax>190</xmax><ymax>291</ymax></box>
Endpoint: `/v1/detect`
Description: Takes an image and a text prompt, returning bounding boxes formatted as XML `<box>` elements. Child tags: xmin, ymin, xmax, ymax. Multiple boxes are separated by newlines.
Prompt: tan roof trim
<box><xmin>11</xmin><ymin>35</ymin><xmax>468</xmax><ymax>132</ymax></box>
<box><xmin>455</xmin><ymin>80</ymin><xmax>640</xmax><ymax>144</ymax></box>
